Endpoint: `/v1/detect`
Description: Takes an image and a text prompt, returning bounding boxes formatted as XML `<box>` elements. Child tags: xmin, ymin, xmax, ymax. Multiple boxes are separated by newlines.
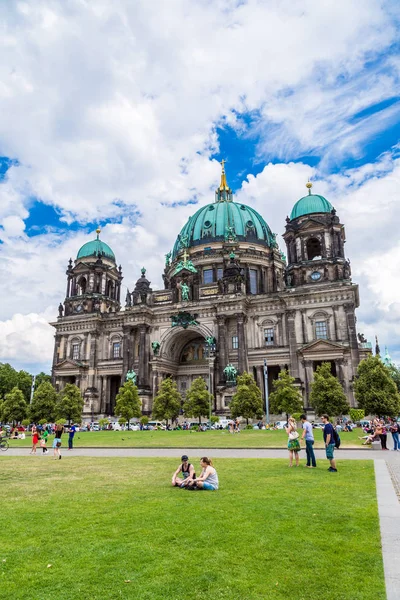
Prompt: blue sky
<box><xmin>0</xmin><ymin>0</ymin><xmax>399</xmax><ymax>373</ymax></box>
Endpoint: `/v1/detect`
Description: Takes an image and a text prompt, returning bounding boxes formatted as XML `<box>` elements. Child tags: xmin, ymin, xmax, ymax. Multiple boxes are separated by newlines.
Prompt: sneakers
<box><xmin>328</xmin><ymin>467</ymin><xmax>337</xmax><ymax>472</ymax></box>
<box><xmin>59</xmin><ymin>455</ymin><xmax>62</xmax><ymax>460</ymax></box>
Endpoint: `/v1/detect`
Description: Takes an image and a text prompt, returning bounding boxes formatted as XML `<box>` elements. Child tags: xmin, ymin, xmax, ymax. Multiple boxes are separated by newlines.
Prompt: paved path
<box><xmin>374</xmin><ymin>461</ymin><xmax>400</xmax><ymax>600</ymax></box>
<box><xmin>4</xmin><ymin>446</ymin><xmax>400</xmax><ymax>462</ymax></box>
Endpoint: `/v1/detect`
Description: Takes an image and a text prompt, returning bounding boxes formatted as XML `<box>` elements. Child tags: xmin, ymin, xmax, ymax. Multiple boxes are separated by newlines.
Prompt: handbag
<box><xmin>289</xmin><ymin>430</ymin><xmax>299</xmax><ymax>440</ymax></box>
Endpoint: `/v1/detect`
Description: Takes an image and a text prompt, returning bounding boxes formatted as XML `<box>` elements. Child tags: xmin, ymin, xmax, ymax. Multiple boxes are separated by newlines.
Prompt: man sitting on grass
<box><xmin>171</xmin><ymin>455</ymin><xmax>196</xmax><ymax>487</ymax></box>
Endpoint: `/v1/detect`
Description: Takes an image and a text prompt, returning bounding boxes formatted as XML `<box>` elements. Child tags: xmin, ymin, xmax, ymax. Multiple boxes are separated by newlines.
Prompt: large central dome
<box><xmin>172</xmin><ymin>164</ymin><xmax>274</xmax><ymax>258</ymax></box>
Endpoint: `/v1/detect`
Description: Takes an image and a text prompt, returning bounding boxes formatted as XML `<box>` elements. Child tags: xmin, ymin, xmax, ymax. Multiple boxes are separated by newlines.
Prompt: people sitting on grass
<box><xmin>186</xmin><ymin>457</ymin><xmax>219</xmax><ymax>491</ymax></box>
<box><xmin>171</xmin><ymin>455</ymin><xmax>196</xmax><ymax>487</ymax></box>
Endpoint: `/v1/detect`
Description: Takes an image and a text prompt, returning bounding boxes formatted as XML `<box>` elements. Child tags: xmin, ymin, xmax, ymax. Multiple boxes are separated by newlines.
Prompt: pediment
<box><xmin>299</xmin><ymin>339</ymin><xmax>346</xmax><ymax>355</ymax></box>
<box><xmin>297</xmin><ymin>218</ymin><xmax>327</xmax><ymax>232</ymax></box>
<box><xmin>56</xmin><ymin>358</ymin><xmax>87</xmax><ymax>370</ymax></box>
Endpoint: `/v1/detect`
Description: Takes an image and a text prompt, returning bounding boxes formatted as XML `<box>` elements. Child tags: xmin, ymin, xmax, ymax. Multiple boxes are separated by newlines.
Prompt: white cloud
<box><xmin>0</xmin><ymin>0</ymin><xmax>399</xmax><ymax>371</ymax></box>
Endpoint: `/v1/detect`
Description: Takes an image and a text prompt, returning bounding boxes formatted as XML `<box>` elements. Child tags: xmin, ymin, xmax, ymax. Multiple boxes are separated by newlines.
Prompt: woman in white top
<box><xmin>187</xmin><ymin>457</ymin><xmax>219</xmax><ymax>491</ymax></box>
<box><xmin>285</xmin><ymin>417</ymin><xmax>301</xmax><ymax>467</ymax></box>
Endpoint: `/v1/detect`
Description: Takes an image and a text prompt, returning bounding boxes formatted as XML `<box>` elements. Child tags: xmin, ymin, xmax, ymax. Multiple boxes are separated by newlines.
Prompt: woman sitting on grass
<box><xmin>187</xmin><ymin>457</ymin><xmax>219</xmax><ymax>491</ymax></box>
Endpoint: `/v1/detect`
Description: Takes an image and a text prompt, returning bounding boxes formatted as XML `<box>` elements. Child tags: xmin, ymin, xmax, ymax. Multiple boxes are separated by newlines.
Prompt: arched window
<box><xmin>306</xmin><ymin>238</ymin><xmax>322</xmax><ymax>260</ymax></box>
<box><xmin>106</xmin><ymin>280</ymin><xmax>114</xmax><ymax>298</ymax></box>
<box><xmin>78</xmin><ymin>276</ymin><xmax>87</xmax><ymax>295</ymax></box>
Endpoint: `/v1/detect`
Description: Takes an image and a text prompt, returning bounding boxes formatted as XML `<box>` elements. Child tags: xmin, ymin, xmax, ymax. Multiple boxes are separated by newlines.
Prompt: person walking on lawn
<box><xmin>322</xmin><ymin>414</ymin><xmax>337</xmax><ymax>472</ymax></box>
<box><xmin>68</xmin><ymin>424</ymin><xmax>76</xmax><ymax>450</ymax></box>
<box><xmin>301</xmin><ymin>414</ymin><xmax>316</xmax><ymax>468</ymax></box>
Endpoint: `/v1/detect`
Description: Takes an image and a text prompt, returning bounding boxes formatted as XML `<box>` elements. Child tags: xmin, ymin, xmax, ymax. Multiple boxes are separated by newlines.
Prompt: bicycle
<box><xmin>0</xmin><ymin>438</ymin><xmax>9</xmax><ymax>451</ymax></box>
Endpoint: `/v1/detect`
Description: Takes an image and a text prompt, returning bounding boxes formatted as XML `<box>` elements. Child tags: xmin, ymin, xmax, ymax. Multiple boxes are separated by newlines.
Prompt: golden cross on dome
<box><xmin>183</xmin><ymin>248</ymin><xmax>189</xmax><ymax>263</ymax></box>
<box><xmin>306</xmin><ymin>180</ymin><xmax>312</xmax><ymax>195</ymax></box>
<box><xmin>219</xmin><ymin>159</ymin><xmax>229</xmax><ymax>191</ymax></box>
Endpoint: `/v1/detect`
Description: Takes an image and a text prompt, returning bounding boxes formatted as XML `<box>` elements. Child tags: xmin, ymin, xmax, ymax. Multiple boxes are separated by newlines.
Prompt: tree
<box><xmin>1</xmin><ymin>387</ymin><xmax>28</xmax><ymax>424</ymax></box>
<box><xmin>230</xmin><ymin>372</ymin><xmax>264</xmax><ymax>424</ymax></box>
<box><xmin>354</xmin><ymin>356</ymin><xmax>400</xmax><ymax>417</ymax></box>
<box><xmin>34</xmin><ymin>372</ymin><xmax>52</xmax><ymax>391</ymax></box>
<box><xmin>140</xmin><ymin>415</ymin><xmax>149</xmax><ymax>426</ymax></box>
<box><xmin>99</xmin><ymin>418</ymin><xmax>109</xmax><ymax>430</ymax></box>
<box><xmin>16</xmin><ymin>370</ymin><xmax>33</xmax><ymax>403</ymax></box>
<box><xmin>114</xmin><ymin>381</ymin><xmax>141</xmax><ymax>428</ymax></box>
<box><xmin>388</xmin><ymin>364</ymin><xmax>400</xmax><ymax>393</ymax></box>
<box><xmin>269</xmin><ymin>369</ymin><xmax>303</xmax><ymax>419</ymax></box>
<box><xmin>309</xmin><ymin>362</ymin><xmax>349</xmax><ymax>417</ymax></box>
<box><xmin>0</xmin><ymin>363</ymin><xmax>33</xmax><ymax>403</ymax></box>
<box><xmin>30</xmin><ymin>382</ymin><xmax>57</xmax><ymax>423</ymax></box>
<box><xmin>349</xmin><ymin>408</ymin><xmax>365</xmax><ymax>422</ymax></box>
<box><xmin>183</xmin><ymin>377</ymin><xmax>212</xmax><ymax>425</ymax></box>
<box><xmin>153</xmin><ymin>378</ymin><xmax>181</xmax><ymax>425</ymax></box>
<box><xmin>56</xmin><ymin>384</ymin><xmax>84</xmax><ymax>425</ymax></box>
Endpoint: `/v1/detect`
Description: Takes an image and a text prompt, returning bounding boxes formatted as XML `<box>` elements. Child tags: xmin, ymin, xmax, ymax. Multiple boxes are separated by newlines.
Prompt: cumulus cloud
<box><xmin>0</xmin><ymin>0</ymin><xmax>399</xmax><ymax>371</ymax></box>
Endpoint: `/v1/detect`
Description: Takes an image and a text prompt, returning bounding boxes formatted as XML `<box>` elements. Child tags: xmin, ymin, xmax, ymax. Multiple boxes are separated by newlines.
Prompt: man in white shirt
<box><xmin>301</xmin><ymin>414</ymin><xmax>316</xmax><ymax>468</ymax></box>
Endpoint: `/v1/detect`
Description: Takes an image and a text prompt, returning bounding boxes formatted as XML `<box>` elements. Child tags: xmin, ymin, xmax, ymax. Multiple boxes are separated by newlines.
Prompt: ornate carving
<box><xmin>180</xmin><ymin>281</ymin><xmax>190</xmax><ymax>301</ymax></box>
<box><xmin>224</xmin><ymin>363</ymin><xmax>237</xmax><ymax>383</ymax></box>
<box><xmin>126</xmin><ymin>370</ymin><xmax>137</xmax><ymax>384</ymax></box>
<box><xmin>171</xmin><ymin>312</ymin><xmax>199</xmax><ymax>329</ymax></box>
<box><xmin>58</xmin><ymin>303</ymin><xmax>64</xmax><ymax>317</ymax></box>
<box><xmin>151</xmin><ymin>341</ymin><xmax>161</xmax><ymax>356</ymax></box>
<box><xmin>357</xmin><ymin>332</ymin><xmax>367</xmax><ymax>344</ymax></box>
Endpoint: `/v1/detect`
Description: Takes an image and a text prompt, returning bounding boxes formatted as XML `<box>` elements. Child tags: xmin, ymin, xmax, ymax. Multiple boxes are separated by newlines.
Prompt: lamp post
<box><xmin>206</xmin><ymin>337</ymin><xmax>216</xmax><ymax>428</ymax></box>
<box><xmin>30</xmin><ymin>375</ymin><xmax>36</xmax><ymax>404</ymax></box>
<box><xmin>263</xmin><ymin>359</ymin><xmax>269</xmax><ymax>425</ymax></box>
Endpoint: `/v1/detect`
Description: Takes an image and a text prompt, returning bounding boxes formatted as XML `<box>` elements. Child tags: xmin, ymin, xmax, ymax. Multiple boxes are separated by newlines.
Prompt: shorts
<box><xmin>325</xmin><ymin>443</ymin><xmax>335</xmax><ymax>460</ymax></box>
<box><xmin>202</xmin><ymin>482</ymin><xmax>217</xmax><ymax>491</ymax></box>
<box><xmin>52</xmin><ymin>438</ymin><xmax>61</xmax><ymax>449</ymax></box>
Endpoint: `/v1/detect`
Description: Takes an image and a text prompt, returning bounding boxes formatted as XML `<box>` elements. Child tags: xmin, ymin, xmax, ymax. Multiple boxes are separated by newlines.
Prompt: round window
<box><xmin>203</xmin><ymin>220</ymin><xmax>212</xmax><ymax>228</ymax></box>
<box><xmin>247</xmin><ymin>220</ymin><xmax>254</xmax><ymax>227</ymax></box>
<box><xmin>240</xmin><ymin>205</ymin><xmax>246</xmax><ymax>211</ymax></box>
<box><xmin>208</xmin><ymin>205</ymin><xmax>215</xmax><ymax>211</ymax></box>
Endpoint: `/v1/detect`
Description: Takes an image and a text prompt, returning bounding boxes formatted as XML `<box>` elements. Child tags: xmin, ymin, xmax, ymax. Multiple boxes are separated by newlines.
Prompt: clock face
<box><xmin>75</xmin><ymin>304</ymin><xmax>83</xmax><ymax>312</ymax></box>
<box><xmin>310</xmin><ymin>271</ymin><xmax>321</xmax><ymax>281</ymax></box>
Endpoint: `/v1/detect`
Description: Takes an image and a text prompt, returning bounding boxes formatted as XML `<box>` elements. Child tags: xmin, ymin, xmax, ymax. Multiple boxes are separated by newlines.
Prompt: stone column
<box><xmin>122</xmin><ymin>326</ymin><xmax>132</xmax><ymax>381</ymax></box>
<box><xmin>138</xmin><ymin>324</ymin><xmax>148</xmax><ymax>388</ymax></box>
<box><xmin>300</xmin><ymin>310</ymin><xmax>308</xmax><ymax>345</ymax></box>
<box><xmin>303</xmin><ymin>359</ymin><xmax>314</xmax><ymax>407</ymax></box>
<box><xmin>286</xmin><ymin>310</ymin><xmax>299</xmax><ymax>379</ymax></box>
<box><xmin>88</xmin><ymin>333</ymin><xmax>98</xmax><ymax>388</ymax></box>
<box><xmin>105</xmin><ymin>377</ymin><xmax>111</xmax><ymax>415</ymax></box>
<box><xmin>266</xmin><ymin>266</ymin><xmax>273</xmax><ymax>293</ymax></box>
<box><xmin>332</xmin><ymin>305</ymin><xmax>340</xmax><ymax>341</ymax></box>
<box><xmin>237</xmin><ymin>313</ymin><xmax>246</xmax><ymax>374</ymax></box>
<box><xmin>217</xmin><ymin>316</ymin><xmax>227</xmax><ymax>384</ymax></box>
<box><xmin>66</xmin><ymin>276</ymin><xmax>71</xmax><ymax>298</ymax></box>
<box><xmin>344</xmin><ymin>303</ymin><xmax>360</xmax><ymax>367</ymax></box>
<box><xmin>98</xmin><ymin>376</ymin><xmax>104</xmax><ymax>413</ymax></box>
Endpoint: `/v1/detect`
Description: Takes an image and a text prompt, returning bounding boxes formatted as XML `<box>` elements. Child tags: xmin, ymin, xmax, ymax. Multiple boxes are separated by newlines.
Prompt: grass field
<box><xmin>9</xmin><ymin>427</ymin><xmax>369</xmax><ymax>449</ymax></box>
<box><xmin>0</xmin><ymin>457</ymin><xmax>384</xmax><ymax>600</ymax></box>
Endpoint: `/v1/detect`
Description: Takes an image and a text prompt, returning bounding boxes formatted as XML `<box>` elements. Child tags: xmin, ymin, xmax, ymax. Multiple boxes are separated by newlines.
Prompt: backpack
<box><xmin>332</xmin><ymin>426</ymin><xmax>341</xmax><ymax>449</ymax></box>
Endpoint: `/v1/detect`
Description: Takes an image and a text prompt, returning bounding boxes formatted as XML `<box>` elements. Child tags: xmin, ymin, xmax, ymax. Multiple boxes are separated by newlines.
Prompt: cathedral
<box><xmin>51</xmin><ymin>165</ymin><xmax>371</xmax><ymax>418</ymax></box>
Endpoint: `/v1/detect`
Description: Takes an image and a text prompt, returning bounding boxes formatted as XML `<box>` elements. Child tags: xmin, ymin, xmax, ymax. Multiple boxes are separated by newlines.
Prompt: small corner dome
<box><xmin>77</xmin><ymin>230</ymin><xmax>116</xmax><ymax>262</ymax></box>
<box><xmin>290</xmin><ymin>183</ymin><xmax>334</xmax><ymax>220</ymax></box>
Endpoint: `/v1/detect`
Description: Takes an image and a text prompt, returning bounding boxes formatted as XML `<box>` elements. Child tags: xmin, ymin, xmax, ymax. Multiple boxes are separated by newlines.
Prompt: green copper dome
<box><xmin>290</xmin><ymin>184</ymin><xmax>333</xmax><ymax>220</ymax></box>
<box><xmin>77</xmin><ymin>230</ymin><xmax>115</xmax><ymax>261</ymax></box>
<box><xmin>172</xmin><ymin>201</ymin><xmax>274</xmax><ymax>258</ymax></box>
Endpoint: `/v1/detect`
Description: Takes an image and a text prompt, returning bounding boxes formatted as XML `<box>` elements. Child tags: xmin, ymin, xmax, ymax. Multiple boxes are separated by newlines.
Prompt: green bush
<box><xmin>39</xmin><ymin>419</ymin><xmax>47</xmax><ymax>426</ymax></box>
<box><xmin>245</xmin><ymin>424</ymin><xmax>253</xmax><ymax>430</ymax></box>
<box><xmin>210</xmin><ymin>415</ymin><xmax>220</xmax><ymax>424</ymax></box>
<box><xmin>21</xmin><ymin>419</ymin><xmax>30</xmax><ymax>427</ymax></box>
<box><xmin>349</xmin><ymin>408</ymin><xmax>365</xmax><ymax>422</ymax></box>
<box><xmin>140</xmin><ymin>416</ymin><xmax>149</xmax><ymax>425</ymax></box>
<box><xmin>291</xmin><ymin>412</ymin><xmax>302</xmax><ymax>421</ymax></box>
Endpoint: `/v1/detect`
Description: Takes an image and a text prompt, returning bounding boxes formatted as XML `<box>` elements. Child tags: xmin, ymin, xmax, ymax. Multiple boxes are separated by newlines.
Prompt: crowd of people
<box><xmin>25</xmin><ymin>423</ymin><xmax>77</xmax><ymax>459</ymax></box>
<box><xmin>285</xmin><ymin>414</ymin><xmax>339</xmax><ymax>472</ymax></box>
<box><xmin>358</xmin><ymin>418</ymin><xmax>400</xmax><ymax>450</ymax></box>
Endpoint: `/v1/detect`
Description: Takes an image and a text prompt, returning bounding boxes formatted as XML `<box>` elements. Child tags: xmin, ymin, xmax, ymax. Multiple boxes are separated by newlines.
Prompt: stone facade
<box><xmin>51</xmin><ymin>176</ymin><xmax>371</xmax><ymax>418</ymax></box>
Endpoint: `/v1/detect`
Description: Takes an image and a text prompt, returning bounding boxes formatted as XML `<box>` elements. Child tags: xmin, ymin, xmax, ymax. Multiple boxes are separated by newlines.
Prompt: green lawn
<box><xmin>9</xmin><ymin>427</ymin><xmax>368</xmax><ymax>449</ymax></box>
<box><xmin>0</xmin><ymin>457</ymin><xmax>384</xmax><ymax>600</ymax></box>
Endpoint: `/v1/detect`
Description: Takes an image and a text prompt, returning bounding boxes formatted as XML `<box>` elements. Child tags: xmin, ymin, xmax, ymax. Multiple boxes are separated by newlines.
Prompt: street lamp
<box><xmin>206</xmin><ymin>337</ymin><xmax>216</xmax><ymax>428</ymax></box>
<box><xmin>263</xmin><ymin>358</ymin><xmax>269</xmax><ymax>425</ymax></box>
